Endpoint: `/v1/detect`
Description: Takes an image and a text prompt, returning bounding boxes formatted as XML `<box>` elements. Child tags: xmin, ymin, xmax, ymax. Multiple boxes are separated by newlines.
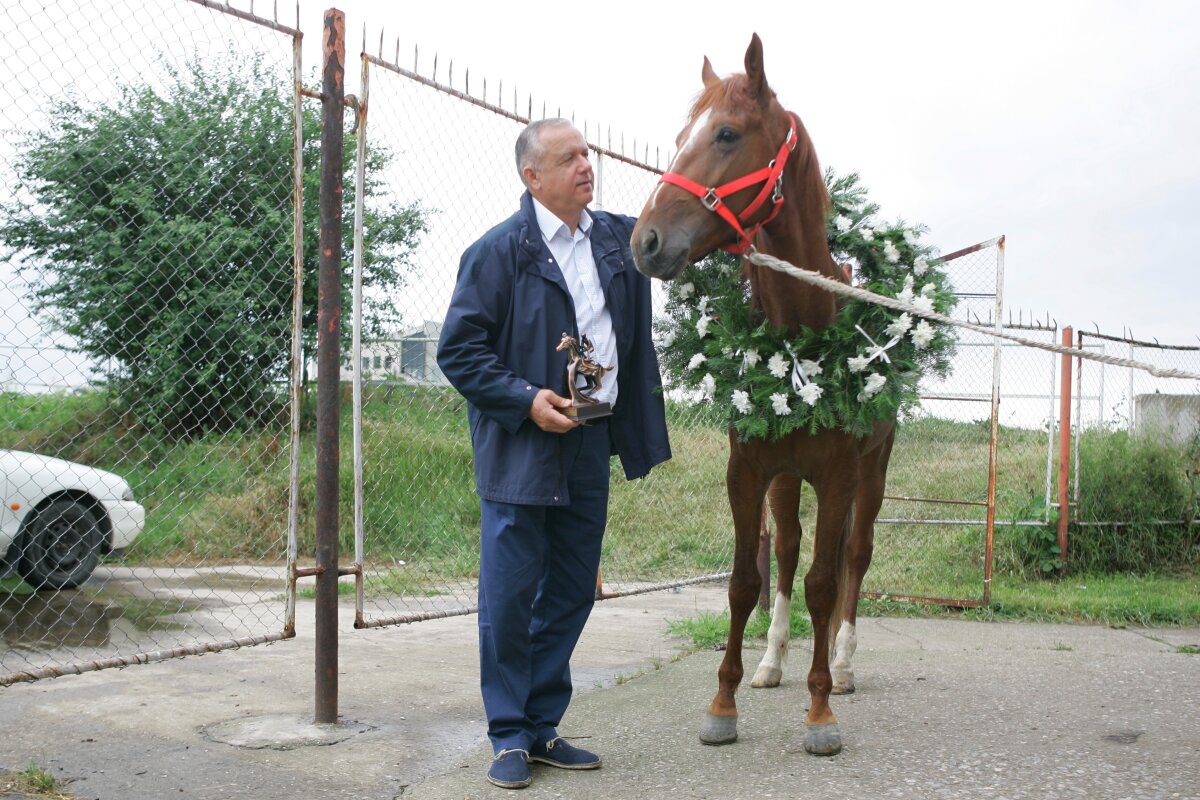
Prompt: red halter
<box><xmin>658</xmin><ymin>113</ymin><xmax>799</xmax><ymax>255</ymax></box>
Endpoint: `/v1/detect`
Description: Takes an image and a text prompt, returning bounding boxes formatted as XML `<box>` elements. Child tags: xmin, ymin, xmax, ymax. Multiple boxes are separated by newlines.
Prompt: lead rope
<box><xmin>743</xmin><ymin>247</ymin><xmax>1200</xmax><ymax>381</ymax></box>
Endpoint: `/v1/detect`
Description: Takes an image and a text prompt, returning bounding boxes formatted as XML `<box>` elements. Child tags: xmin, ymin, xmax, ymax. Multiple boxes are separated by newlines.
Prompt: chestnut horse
<box><xmin>631</xmin><ymin>34</ymin><xmax>894</xmax><ymax>755</ymax></box>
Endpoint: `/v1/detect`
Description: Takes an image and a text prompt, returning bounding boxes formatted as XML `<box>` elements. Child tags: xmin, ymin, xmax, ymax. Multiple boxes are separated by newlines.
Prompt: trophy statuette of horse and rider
<box><xmin>555</xmin><ymin>332</ymin><xmax>613</xmax><ymax>421</ymax></box>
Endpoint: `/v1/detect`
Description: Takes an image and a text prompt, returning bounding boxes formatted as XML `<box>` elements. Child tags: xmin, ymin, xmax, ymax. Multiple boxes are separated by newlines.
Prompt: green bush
<box><xmin>1069</xmin><ymin>428</ymin><xmax>1199</xmax><ymax>573</ymax></box>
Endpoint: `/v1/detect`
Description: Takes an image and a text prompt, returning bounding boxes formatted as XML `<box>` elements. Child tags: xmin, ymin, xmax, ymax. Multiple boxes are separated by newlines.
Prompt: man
<box><xmin>437</xmin><ymin>119</ymin><xmax>671</xmax><ymax>790</ymax></box>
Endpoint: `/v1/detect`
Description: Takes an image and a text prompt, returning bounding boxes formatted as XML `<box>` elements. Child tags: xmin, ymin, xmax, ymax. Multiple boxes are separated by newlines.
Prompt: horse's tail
<box><xmin>826</xmin><ymin>506</ymin><xmax>854</xmax><ymax>663</ymax></box>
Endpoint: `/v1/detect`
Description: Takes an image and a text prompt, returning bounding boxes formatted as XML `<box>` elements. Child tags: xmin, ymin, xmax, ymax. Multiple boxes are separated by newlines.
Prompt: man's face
<box><xmin>525</xmin><ymin>125</ymin><xmax>593</xmax><ymax>224</ymax></box>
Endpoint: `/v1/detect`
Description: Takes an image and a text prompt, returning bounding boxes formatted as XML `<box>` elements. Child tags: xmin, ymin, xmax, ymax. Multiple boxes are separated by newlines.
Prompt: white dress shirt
<box><xmin>532</xmin><ymin>197</ymin><xmax>618</xmax><ymax>407</ymax></box>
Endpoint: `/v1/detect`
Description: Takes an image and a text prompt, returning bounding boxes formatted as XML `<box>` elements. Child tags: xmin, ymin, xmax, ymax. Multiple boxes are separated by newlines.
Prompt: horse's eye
<box><xmin>716</xmin><ymin>128</ymin><xmax>739</xmax><ymax>145</ymax></box>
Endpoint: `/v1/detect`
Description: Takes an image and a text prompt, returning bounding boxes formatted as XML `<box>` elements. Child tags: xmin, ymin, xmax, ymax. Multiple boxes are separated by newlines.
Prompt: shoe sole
<box><xmin>528</xmin><ymin>756</ymin><xmax>602</xmax><ymax>770</ymax></box>
<box><xmin>486</xmin><ymin>775</ymin><xmax>532</xmax><ymax>789</ymax></box>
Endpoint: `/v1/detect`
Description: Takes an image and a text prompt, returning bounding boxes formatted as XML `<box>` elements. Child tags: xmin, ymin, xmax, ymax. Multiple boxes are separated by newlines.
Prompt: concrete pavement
<box><xmin>2</xmin><ymin>584</ymin><xmax>1198</xmax><ymax>799</ymax></box>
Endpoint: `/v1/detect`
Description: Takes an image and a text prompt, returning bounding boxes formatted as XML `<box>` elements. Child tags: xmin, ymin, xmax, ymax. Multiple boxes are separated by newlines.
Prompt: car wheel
<box><xmin>17</xmin><ymin>499</ymin><xmax>104</xmax><ymax>590</ymax></box>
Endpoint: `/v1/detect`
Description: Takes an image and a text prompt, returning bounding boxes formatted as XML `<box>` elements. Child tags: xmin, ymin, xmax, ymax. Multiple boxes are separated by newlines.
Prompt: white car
<box><xmin>1</xmin><ymin>449</ymin><xmax>145</xmax><ymax>590</ymax></box>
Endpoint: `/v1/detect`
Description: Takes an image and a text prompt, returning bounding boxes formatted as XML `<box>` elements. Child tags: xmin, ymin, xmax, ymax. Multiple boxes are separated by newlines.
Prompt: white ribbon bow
<box><xmin>855</xmin><ymin>324</ymin><xmax>902</xmax><ymax>367</ymax></box>
<box><xmin>784</xmin><ymin>344</ymin><xmax>811</xmax><ymax>392</ymax></box>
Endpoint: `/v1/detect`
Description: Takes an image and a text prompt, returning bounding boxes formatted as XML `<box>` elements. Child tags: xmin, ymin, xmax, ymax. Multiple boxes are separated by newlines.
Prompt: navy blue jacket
<box><xmin>437</xmin><ymin>192</ymin><xmax>671</xmax><ymax>505</ymax></box>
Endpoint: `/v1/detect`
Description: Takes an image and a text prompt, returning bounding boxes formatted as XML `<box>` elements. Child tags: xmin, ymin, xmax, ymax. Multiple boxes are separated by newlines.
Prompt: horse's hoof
<box><xmin>804</xmin><ymin>722</ymin><xmax>842</xmax><ymax>756</ymax></box>
<box><xmin>831</xmin><ymin>667</ymin><xmax>855</xmax><ymax>694</ymax></box>
<box><xmin>699</xmin><ymin>712</ymin><xmax>738</xmax><ymax>745</ymax></box>
<box><xmin>831</xmin><ymin>684</ymin><xmax>855</xmax><ymax>695</ymax></box>
<box><xmin>750</xmin><ymin>665</ymin><xmax>782</xmax><ymax>688</ymax></box>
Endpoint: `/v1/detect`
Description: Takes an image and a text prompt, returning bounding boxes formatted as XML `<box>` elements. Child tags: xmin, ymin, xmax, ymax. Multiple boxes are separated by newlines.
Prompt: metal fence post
<box><xmin>315</xmin><ymin>5</ymin><xmax>346</xmax><ymax>726</ymax></box>
<box><xmin>1057</xmin><ymin>326</ymin><xmax>1074</xmax><ymax>572</ymax></box>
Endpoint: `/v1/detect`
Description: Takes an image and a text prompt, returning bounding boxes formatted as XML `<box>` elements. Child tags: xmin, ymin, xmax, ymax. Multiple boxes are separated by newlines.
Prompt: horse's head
<box><xmin>632</xmin><ymin>34</ymin><xmax>799</xmax><ymax>280</ymax></box>
<box><xmin>555</xmin><ymin>332</ymin><xmax>573</xmax><ymax>352</ymax></box>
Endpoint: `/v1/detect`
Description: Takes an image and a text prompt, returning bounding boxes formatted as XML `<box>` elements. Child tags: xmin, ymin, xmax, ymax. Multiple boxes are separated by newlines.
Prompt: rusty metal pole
<box><xmin>1056</xmin><ymin>326</ymin><xmax>1074</xmax><ymax>573</ymax></box>
<box><xmin>983</xmin><ymin>235</ymin><xmax>1006</xmax><ymax>605</ymax></box>
<box><xmin>315</xmin><ymin>6</ymin><xmax>345</xmax><ymax>726</ymax></box>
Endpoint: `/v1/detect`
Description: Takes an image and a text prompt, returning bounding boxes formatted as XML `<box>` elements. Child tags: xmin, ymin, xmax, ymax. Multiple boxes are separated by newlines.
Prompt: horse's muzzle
<box><xmin>631</xmin><ymin>222</ymin><xmax>690</xmax><ymax>281</ymax></box>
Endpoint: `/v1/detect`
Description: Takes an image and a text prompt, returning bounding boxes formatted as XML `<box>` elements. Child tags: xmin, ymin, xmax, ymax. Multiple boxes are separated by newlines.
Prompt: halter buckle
<box><xmin>772</xmin><ymin>174</ymin><xmax>785</xmax><ymax>204</ymax></box>
<box><xmin>701</xmin><ymin>188</ymin><xmax>721</xmax><ymax>211</ymax></box>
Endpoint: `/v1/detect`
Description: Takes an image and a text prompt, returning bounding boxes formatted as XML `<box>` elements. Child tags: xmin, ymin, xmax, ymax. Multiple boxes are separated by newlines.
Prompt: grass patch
<box><xmin>296</xmin><ymin>580</ymin><xmax>357</xmax><ymax>600</ymax></box>
<box><xmin>670</xmin><ymin>568</ymin><xmax>1200</xmax><ymax>648</ymax></box>
<box><xmin>1176</xmin><ymin>644</ymin><xmax>1200</xmax><ymax>655</ymax></box>
<box><xmin>668</xmin><ymin>602</ymin><xmax>814</xmax><ymax>650</ymax></box>
<box><xmin>3</xmin><ymin>388</ymin><xmax>1195</xmax><ymax>623</ymax></box>
<box><xmin>0</xmin><ymin>762</ymin><xmax>75</xmax><ymax>799</ymax></box>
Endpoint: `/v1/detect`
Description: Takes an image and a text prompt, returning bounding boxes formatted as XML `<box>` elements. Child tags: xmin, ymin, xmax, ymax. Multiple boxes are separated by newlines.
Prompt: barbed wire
<box><xmin>745</xmin><ymin>248</ymin><xmax>1200</xmax><ymax>382</ymax></box>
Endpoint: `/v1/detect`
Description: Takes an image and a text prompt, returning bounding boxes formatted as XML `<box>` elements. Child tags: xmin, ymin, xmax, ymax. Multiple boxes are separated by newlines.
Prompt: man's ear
<box><xmin>522</xmin><ymin>165</ymin><xmax>539</xmax><ymax>189</ymax></box>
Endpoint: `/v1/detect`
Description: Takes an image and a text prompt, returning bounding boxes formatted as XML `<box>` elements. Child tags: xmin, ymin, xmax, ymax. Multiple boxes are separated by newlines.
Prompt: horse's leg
<box><xmin>751</xmin><ymin>474</ymin><xmax>802</xmax><ymax>688</ymax></box>
<box><xmin>700</xmin><ymin>448</ymin><xmax>769</xmax><ymax>745</ymax></box>
<box><xmin>832</xmin><ymin>426</ymin><xmax>896</xmax><ymax>695</ymax></box>
<box><xmin>801</xmin><ymin>472</ymin><xmax>857</xmax><ymax>756</ymax></box>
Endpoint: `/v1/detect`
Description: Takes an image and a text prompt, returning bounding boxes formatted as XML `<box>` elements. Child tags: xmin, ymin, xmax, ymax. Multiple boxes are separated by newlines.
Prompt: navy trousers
<box><xmin>478</xmin><ymin>420</ymin><xmax>611</xmax><ymax>753</ymax></box>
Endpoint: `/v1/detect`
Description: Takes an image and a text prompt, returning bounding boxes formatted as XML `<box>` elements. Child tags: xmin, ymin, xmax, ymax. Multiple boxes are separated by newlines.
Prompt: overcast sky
<box><xmin>302</xmin><ymin>0</ymin><xmax>1199</xmax><ymax>347</ymax></box>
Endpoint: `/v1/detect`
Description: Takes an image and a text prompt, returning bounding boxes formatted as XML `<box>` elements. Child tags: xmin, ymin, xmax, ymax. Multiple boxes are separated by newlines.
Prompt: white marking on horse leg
<box><xmin>751</xmin><ymin>591</ymin><xmax>791</xmax><ymax>688</ymax></box>
<box><xmin>830</xmin><ymin>620</ymin><xmax>857</xmax><ymax>694</ymax></box>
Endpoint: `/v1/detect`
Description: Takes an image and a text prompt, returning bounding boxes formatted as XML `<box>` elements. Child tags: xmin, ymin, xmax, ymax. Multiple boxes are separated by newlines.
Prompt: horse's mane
<box><xmin>687</xmin><ymin>74</ymin><xmax>770</xmax><ymax>119</ymax></box>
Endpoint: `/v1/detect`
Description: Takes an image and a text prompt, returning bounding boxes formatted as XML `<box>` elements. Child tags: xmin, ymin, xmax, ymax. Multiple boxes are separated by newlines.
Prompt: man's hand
<box><xmin>528</xmin><ymin>388</ymin><xmax>580</xmax><ymax>433</ymax></box>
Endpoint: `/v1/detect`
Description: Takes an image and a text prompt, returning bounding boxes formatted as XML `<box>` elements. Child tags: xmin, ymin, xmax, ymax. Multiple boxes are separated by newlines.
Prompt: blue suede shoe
<box><xmin>529</xmin><ymin>737</ymin><xmax>602</xmax><ymax>770</ymax></box>
<box><xmin>487</xmin><ymin>749</ymin><xmax>531</xmax><ymax>789</ymax></box>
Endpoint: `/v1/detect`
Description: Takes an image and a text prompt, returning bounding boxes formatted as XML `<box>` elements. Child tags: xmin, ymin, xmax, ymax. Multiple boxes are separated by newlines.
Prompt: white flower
<box><xmin>857</xmin><ymin>372</ymin><xmax>887</xmax><ymax>403</ymax></box>
<box><xmin>884</xmin><ymin>313</ymin><xmax>913</xmax><ymax>338</ymax></box>
<box><xmin>767</xmin><ymin>352</ymin><xmax>791</xmax><ymax>379</ymax></box>
<box><xmin>687</xmin><ymin>353</ymin><xmax>707</xmax><ymax>371</ymax></box>
<box><xmin>921</xmin><ymin>282</ymin><xmax>936</xmax><ymax>297</ymax></box>
<box><xmin>913</xmin><ymin>257</ymin><xmax>929</xmax><ymax>276</ymax></box>
<box><xmin>770</xmin><ymin>393</ymin><xmax>791</xmax><ymax>416</ymax></box>
<box><xmin>835</xmin><ymin>214</ymin><xmax>852</xmax><ymax>232</ymax></box>
<box><xmin>679</xmin><ymin>282</ymin><xmax>695</xmax><ymax>299</ymax></box>
<box><xmin>798</xmin><ymin>382</ymin><xmax>824</xmax><ymax>406</ymax></box>
<box><xmin>896</xmin><ymin>274</ymin><xmax>915</xmax><ymax>304</ymax></box>
<box><xmin>883</xmin><ymin>240</ymin><xmax>901</xmax><ymax>264</ymax></box>
<box><xmin>798</xmin><ymin>358</ymin><xmax>823</xmax><ymax>377</ymax></box>
<box><xmin>860</xmin><ymin>226</ymin><xmax>875</xmax><ymax>242</ymax></box>
<box><xmin>732</xmin><ymin>390</ymin><xmax>752</xmax><ymax>415</ymax></box>
<box><xmin>722</xmin><ymin>346</ymin><xmax>733</xmax><ymax>357</ymax></box>
<box><xmin>697</xmin><ymin>295</ymin><xmax>711</xmax><ymax>315</ymax></box>
<box><xmin>742</xmin><ymin>348</ymin><xmax>761</xmax><ymax>368</ymax></box>
<box><xmin>911</xmin><ymin>295</ymin><xmax>935</xmax><ymax>314</ymax></box>
<box><xmin>911</xmin><ymin>320</ymin><xmax>935</xmax><ymax>348</ymax></box>
<box><xmin>903</xmin><ymin>229</ymin><xmax>917</xmax><ymax>245</ymax></box>
<box><xmin>700</xmin><ymin>373</ymin><xmax>716</xmax><ymax>401</ymax></box>
<box><xmin>696</xmin><ymin>315</ymin><xmax>711</xmax><ymax>338</ymax></box>
<box><xmin>848</xmin><ymin>354</ymin><xmax>870</xmax><ymax>373</ymax></box>
<box><xmin>660</xmin><ymin>330</ymin><xmax>675</xmax><ymax>348</ymax></box>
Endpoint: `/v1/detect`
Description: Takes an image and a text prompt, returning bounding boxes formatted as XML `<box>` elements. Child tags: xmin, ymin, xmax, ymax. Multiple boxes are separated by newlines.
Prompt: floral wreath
<box><xmin>657</xmin><ymin>169</ymin><xmax>957</xmax><ymax>441</ymax></box>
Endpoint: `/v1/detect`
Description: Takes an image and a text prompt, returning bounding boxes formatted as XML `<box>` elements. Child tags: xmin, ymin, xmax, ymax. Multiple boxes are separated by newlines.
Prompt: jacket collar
<box><xmin>517</xmin><ymin>190</ymin><xmax>626</xmax><ymax>295</ymax></box>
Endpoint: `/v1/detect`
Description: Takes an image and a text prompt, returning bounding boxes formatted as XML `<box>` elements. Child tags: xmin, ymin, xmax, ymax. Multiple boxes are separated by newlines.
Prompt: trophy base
<box><xmin>565</xmin><ymin>401</ymin><xmax>612</xmax><ymax>422</ymax></box>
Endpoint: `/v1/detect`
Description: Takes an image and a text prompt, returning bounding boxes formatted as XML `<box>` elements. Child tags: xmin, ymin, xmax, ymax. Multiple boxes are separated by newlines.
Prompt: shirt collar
<box><xmin>532</xmin><ymin>196</ymin><xmax>591</xmax><ymax>242</ymax></box>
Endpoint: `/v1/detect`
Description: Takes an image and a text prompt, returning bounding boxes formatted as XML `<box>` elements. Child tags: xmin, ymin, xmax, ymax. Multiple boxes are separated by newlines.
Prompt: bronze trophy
<box><xmin>555</xmin><ymin>332</ymin><xmax>613</xmax><ymax>421</ymax></box>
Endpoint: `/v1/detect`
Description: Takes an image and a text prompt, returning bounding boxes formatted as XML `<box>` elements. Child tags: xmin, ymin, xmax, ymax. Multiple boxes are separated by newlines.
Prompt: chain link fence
<box><xmin>1</xmin><ymin>0</ymin><xmax>305</xmax><ymax>683</ymax></box>
<box><xmin>348</xmin><ymin>46</ymin><xmax>730</xmax><ymax>629</ymax></box>
<box><xmin>1070</xmin><ymin>332</ymin><xmax>1200</xmax><ymax>571</ymax></box>
<box><xmin>5</xmin><ymin>0</ymin><xmax>1192</xmax><ymax>685</ymax></box>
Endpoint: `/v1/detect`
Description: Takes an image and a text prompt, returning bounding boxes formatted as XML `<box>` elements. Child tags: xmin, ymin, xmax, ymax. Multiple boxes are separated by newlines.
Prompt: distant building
<box><xmin>338</xmin><ymin>321</ymin><xmax>448</xmax><ymax>385</ymax></box>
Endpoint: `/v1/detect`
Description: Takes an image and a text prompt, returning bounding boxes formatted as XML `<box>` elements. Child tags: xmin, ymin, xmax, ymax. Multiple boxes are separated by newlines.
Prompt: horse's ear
<box><xmin>701</xmin><ymin>56</ymin><xmax>720</xmax><ymax>88</ymax></box>
<box><xmin>744</xmin><ymin>33</ymin><xmax>768</xmax><ymax>103</ymax></box>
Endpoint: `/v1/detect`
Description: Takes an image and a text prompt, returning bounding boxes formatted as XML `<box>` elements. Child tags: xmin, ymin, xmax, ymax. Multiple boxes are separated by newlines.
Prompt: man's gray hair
<box><xmin>515</xmin><ymin>118</ymin><xmax>574</xmax><ymax>186</ymax></box>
